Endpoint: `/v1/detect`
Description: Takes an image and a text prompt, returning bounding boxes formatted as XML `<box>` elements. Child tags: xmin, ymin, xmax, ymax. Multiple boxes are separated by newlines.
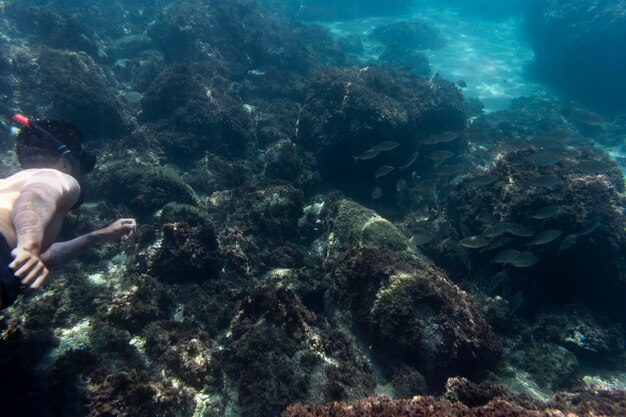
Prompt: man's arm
<box><xmin>40</xmin><ymin>219</ymin><xmax>136</xmax><ymax>270</ymax></box>
<box><xmin>9</xmin><ymin>171</ymin><xmax>79</xmax><ymax>288</ymax></box>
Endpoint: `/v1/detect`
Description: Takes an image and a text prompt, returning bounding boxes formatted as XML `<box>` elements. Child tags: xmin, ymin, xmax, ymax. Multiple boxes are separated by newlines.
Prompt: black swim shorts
<box><xmin>0</xmin><ymin>235</ymin><xmax>20</xmax><ymax>310</ymax></box>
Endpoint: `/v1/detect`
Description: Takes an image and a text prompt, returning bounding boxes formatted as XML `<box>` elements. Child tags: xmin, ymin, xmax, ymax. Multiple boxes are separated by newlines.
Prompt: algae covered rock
<box><xmin>324</xmin><ymin>199</ymin><xmax>410</xmax><ymax>257</ymax></box>
<box><xmin>222</xmin><ymin>284</ymin><xmax>375</xmax><ymax>417</ymax></box>
<box><xmin>91</xmin><ymin>162</ymin><xmax>195</xmax><ymax>216</ymax></box>
<box><xmin>327</xmin><ymin>247</ymin><xmax>500</xmax><ymax>388</ymax></box>
<box><xmin>319</xmin><ymin>199</ymin><xmax>499</xmax><ymax>389</ymax></box>
<box><xmin>147</xmin><ymin>203</ymin><xmax>221</xmax><ymax>283</ymax></box>
<box><xmin>296</xmin><ymin>67</ymin><xmax>466</xmax><ymax>196</ymax></box>
<box><xmin>11</xmin><ymin>48</ymin><xmax>130</xmax><ymax>137</ymax></box>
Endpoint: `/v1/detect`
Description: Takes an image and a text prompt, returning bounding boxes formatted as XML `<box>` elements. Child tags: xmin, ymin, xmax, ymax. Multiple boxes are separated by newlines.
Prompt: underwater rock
<box><xmin>504</xmin><ymin>342</ymin><xmax>579</xmax><ymax>391</ymax></box>
<box><xmin>91</xmin><ymin>162</ymin><xmax>195</xmax><ymax>217</ymax></box>
<box><xmin>208</xmin><ymin>184</ymin><xmax>304</xmax><ymax>276</ymax></box>
<box><xmin>140</xmin><ymin>64</ymin><xmax>257</xmax><ymax>159</ymax></box>
<box><xmin>296</xmin><ymin>67</ymin><xmax>466</xmax><ymax>196</ymax></box>
<box><xmin>11</xmin><ymin>47</ymin><xmax>130</xmax><ymax>138</ymax></box>
<box><xmin>146</xmin><ymin>203</ymin><xmax>221</xmax><ymax>283</ymax></box>
<box><xmin>86</xmin><ymin>368</ymin><xmax>194</xmax><ymax>417</ymax></box>
<box><xmin>447</xmin><ymin>147</ymin><xmax>626</xmax><ymax>323</ymax></box>
<box><xmin>6</xmin><ymin>3</ymin><xmax>101</xmax><ymax>58</ymax></box>
<box><xmin>263</xmin><ymin>139</ymin><xmax>320</xmax><ymax>190</ymax></box>
<box><xmin>337</xmin><ymin>34</ymin><xmax>364</xmax><ymax>55</ymax></box>
<box><xmin>525</xmin><ymin>0</ymin><xmax>626</xmax><ymax>115</ymax></box>
<box><xmin>95</xmin><ymin>273</ymin><xmax>174</xmax><ymax>332</ymax></box>
<box><xmin>284</xmin><ymin>387</ymin><xmax>626</xmax><ymax>416</ymax></box>
<box><xmin>222</xmin><ymin>284</ymin><xmax>375</xmax><ymax>417</ymax></box>
<box><xmin>148</xmin><ymin>0</ymin><xmax>347</xmax><ymax>76</ymax></box>
<box><xmin>326</xmin><ymin>244</ymin><xmax>500</xmax><ymax>388</ymax></box>
<box><xmin>533</xmin><ymin>306</ymin><xmax>625</xmax><ymax>363</ymax></box>
<box><xmin>370</xmin><ymin>20</ymin><xmax>445</xmax><ymax>50</ymax></box>
<box><xmin>323</xmin><ymin>199</ymin><xmax>411</xmax><ymax>257</ymax></box>
<box><xmin>378</xmin><ymin>45</ymin><xmax>431</xmax><ymax>76</ymax></box>
<box><xmin>107</xmin><ymin>34</ymin><xmax>154</xmax><ymax>62</ymax></box>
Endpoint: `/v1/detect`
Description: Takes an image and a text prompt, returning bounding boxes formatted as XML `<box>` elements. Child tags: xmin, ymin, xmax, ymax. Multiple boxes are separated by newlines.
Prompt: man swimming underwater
<box><xmin>0</xmin><ymin>114</ymin><xmax>136</xmax><ymax>310</ymax></box>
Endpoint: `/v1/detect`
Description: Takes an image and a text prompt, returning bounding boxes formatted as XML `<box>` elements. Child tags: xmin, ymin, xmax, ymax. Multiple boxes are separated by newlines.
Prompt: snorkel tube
<box><xmin>11</xmin><ymin>114</ymin><xmax>86</xmax><ymax>209</ymax></box>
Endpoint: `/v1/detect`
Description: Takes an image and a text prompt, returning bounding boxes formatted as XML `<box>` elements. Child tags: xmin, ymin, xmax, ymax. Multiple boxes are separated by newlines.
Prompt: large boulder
<box><xmin>296</xmin><ymin>67</ymin><xmax>467</xmax><ymax>197</ymax></box>
<box><xmin>322</xmin><ymin>199</ymin><xmax>501</xmax><ymax>389</ymax></box>
<box><xmin>11</xmin><ymin>48</ymin><xmax>131</xmax><ymax>138</ymax></box>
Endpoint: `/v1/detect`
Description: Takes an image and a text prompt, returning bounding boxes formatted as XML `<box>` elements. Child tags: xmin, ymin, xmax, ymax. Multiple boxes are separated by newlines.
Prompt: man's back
<box><xmin>0</xmin><ymin>169</ymin><xmax>80</xmax><ymax>249</ymax></box>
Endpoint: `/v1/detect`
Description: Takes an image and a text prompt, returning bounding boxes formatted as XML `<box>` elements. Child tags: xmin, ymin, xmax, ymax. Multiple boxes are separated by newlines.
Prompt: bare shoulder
<box><xmin>20</xmin><ymin>169</ymin><xmax>80</xmax><ymax>206</ymax></box>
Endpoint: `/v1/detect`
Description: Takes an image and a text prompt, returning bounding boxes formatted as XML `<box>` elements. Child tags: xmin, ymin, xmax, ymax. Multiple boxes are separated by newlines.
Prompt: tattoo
<box><xmin>12</xmin><ymin>184</ymin><xmax>56</xmax><ymax>245</ymax></box>
<box><xmin>13</xmin><ymin>210</ymin><xmax>42</xmax><ymax>235</ymax></box>
<box><xmin>40</xmin><ymin>234</ymin><xmax>100</xmax><ymax>270</ymax></box>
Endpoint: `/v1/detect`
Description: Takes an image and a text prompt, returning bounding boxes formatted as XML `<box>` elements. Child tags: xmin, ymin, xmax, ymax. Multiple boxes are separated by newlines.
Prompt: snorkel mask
<box><xmin>10</xmin><ymin>114</ymin><xmax>96</xmax><ymax>208</ymax></box>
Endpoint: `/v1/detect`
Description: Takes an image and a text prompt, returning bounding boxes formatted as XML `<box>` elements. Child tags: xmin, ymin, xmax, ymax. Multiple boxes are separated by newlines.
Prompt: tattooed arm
<box><xmin>41</xmin><ymin>219</ymin><xmax>136</xmax><ymax>270</ymax></box>
<box><xmin>9</xmin><ymin>171</ymin><xmax>80</xmax><ymax>289</ymax></box>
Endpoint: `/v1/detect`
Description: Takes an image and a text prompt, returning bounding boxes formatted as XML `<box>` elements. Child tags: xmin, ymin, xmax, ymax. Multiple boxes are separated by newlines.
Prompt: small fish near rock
<box><xmin>458</xmin><ymin>236</ymin><xmax>490</xmax><ymax>249</ymax></box>
<box><xmin>529</xmin><ymin>205</ymin><xmax>559</xmax><ymax>220</ymax></box>
<box><xmin>510</xmin><ymin>251</ymin><xmax>539</xmax><ymax>268</ymax></box>
<box><xmin>491</xmin><ymin>249</ymin><xmax>521</xmax><ymax>265</ymax></box>
<box><xmin>375</xmin><ymin>165</ymin><xmax>395</xmax><ymax>180</ymax></box>
<box><xmin>527</xmin><ymin>229</ymin><xmax>562</xmax><ymax>246</ymax></box>
<box><xmin>374</xmin><ymin>141</ymin><xmax>400</xmax><ymax>151</ymax></box>
<box><xmin>354</xmin><ymin>147</ymin><xmax>381</xmax><ymax>161</ymax></box>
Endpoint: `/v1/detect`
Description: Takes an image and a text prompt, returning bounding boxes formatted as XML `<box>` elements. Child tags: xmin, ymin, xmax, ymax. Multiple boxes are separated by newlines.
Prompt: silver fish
<box><xmin>467</xmin><ymin>174</ymin><xmax>496</xmax><ymax>187</ymax></box>
<box><xmin>533</xmin><ymin>129</ymin><xmax>578</xmax><ymax>144</ymax></box>
<box><xmin>528</xmin><ymin>175</ymin><xmax>561</xmax><ymax>188</ymax></box>
<box><xmin>460</xmin><ymin>223</ymin><xmax>471</xmax><ymax>238</ymax></box>
<box><xmin>400</xmin><ymin>151</ymin><xmax>419</xmax><ymax>170</ymax></box>
<box><xmin>374</xmin><ymin>165</ymin><xmax>394</xmax><ymax>179</ymax></box>
<box><xmin>524</xmin><ymin>152</ymin><xmax>559</xmax><ymax>166</ymax></box>
<box><xmin>410</xmin><ymin>233</ymin><xmax>435</xmax><ymax>246</ymax></box>
<box><xmin>481</xmin><ymin>236</ymin><xmax>511</xmax><ymax>252</ymax></box>
<box><xmin>476</xmin><ymin>212</ymin><xmax>496</xmax><ymax>225</ymax></box>
<box><xmin>419</xmin><ymin>131</ymin><xmax>458</xmax><ymax>145</ymax></box>
<box><xmin>372</xmin><ymin>186</ymin><xmax>382</xmax><ymax>199</ymax></box>
<box><xmin>511</xmin><ymin>251</ymin><xmax>539</xmax><ymax>267</ymax></box>
<box><xmin>559</xmin><ymin>233</ymin><xmax>578</xmax><ymax>252</ymax></box>
<box><xmin>572</xmin><ymin>160</ymin><xmax>611</xmax><ymax>173</ymax></box>
<box><xmin>491</xmin><ymin>249</ymin><xmax>521</xmax><ymax>264</ymax></box>
<box><xmin>375</xmin><ymin>141</ymin><xmax>400</xmax><ymax>151</ymax></box>
<box><xmin>507</xmin><ymin>223</ymin><xmax>535</xmax><ymax>237</ymax></box>
<box><xmin>527</xmin><ymin>229</ymin><xmax>562</xmax><ymax>246</ymax></box>
<box><xmin>412</xmin><ymin>178</ymin><xmax>440</xmax><ymax>193</ymax></box>
<box><xmin>436</xmin><ymin>163</ymin><xmax>463</xmax><ymax>176</ymax></box>
<box><xmin>354</xmin><ymin>147</ymin><xmax>381</xmax><ymax>161</ymax></box>
<box><xmin>510</xmin><ymin>291</ymin><xmax>524</xmax><ymax>314</ymax></box>
<box><xmin>581</xmin><ymin>216</ymin><xmax>601</xmax><ymax>235</ymax></box>
<box><xmin>530</xmin><ymin>205</ymin><xmax>559</xmax><ymax>220</ymax></box>
<box><xmin>489</xmin><ymin>270</ymin><xmax>509</xmax><ymax>291</ymax></box>
<box><xmin>456</xmin><ymin>245</ymin><xmax>471</xmax><ymax>271</ymax></box>
<box><xmin>425</xmin><ymin>150</ymin><xmax>454</xmax><ymax>161</ymax></box>
<box><xmin>484</xmin><ymin>222</ymin><xmax>514</xmax><ymax>238</ymax></box>
<box><xmin>573</xmin><ymin>110</ymin><xmax>607</xmax><ymax>126</ymax></box>
<box><xmin>459</xmin><ymin>236</ymin><xmax>490</xmax><ymax>249</ymax></box>
<box><xmin>396</xmin><ymin>179</ymin><xmax>408</xmax><ymax>193</ymax></box>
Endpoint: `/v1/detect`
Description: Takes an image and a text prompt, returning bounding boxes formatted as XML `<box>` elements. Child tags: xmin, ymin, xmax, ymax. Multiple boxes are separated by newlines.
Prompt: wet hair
<box><xmin>15</xmin><ymin>119</ymin><xmax>95</xmax><ymax>175</ymax></box>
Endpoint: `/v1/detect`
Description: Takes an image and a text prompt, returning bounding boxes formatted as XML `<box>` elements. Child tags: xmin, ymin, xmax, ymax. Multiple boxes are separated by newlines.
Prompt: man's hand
<box><xmin>98</xmin><ymin>218</ymin><xmax>137</xmax><ymax>242</ymax></box>
<box><xmin>9</xmin><ymin>246</ymin><xmax>49</xmax><ymax>289</ymax></box>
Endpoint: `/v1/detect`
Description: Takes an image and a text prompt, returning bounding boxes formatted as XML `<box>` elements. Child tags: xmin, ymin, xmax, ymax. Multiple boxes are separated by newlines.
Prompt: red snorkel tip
<box><xmin>11</xmin><ymin>114</ymin><xmax>30</xmax><ymax>128</ymax></box>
